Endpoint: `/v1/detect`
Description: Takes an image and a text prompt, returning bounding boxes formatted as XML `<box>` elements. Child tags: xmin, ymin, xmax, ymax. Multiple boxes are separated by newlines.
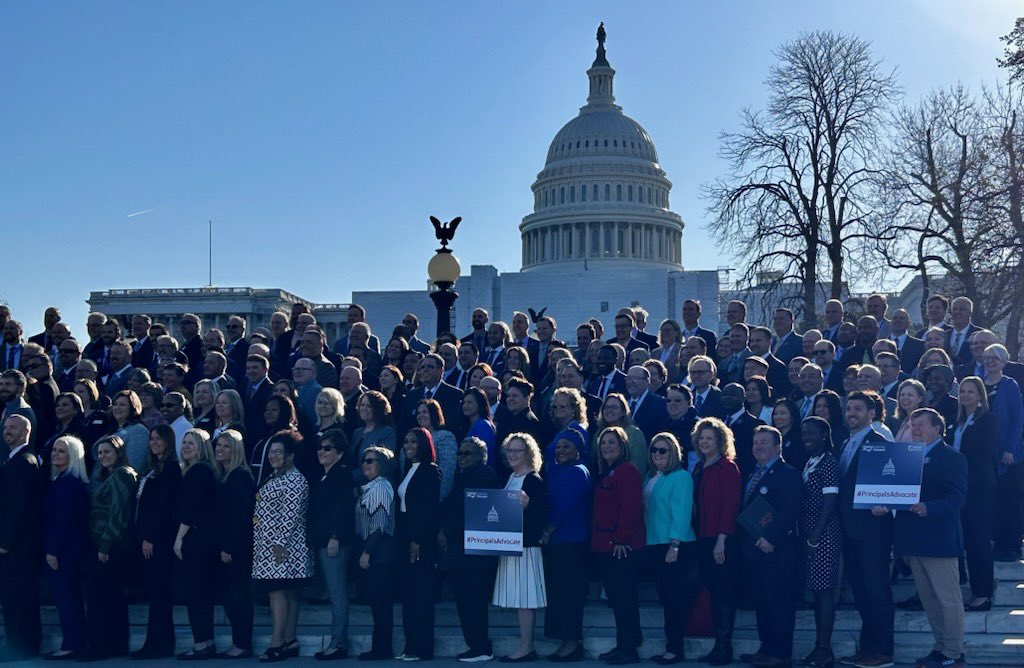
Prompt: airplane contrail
<box><xmin>127</xmin><ymin>208</ymin><xmax>156</xmax><ymax>218</ymax></box>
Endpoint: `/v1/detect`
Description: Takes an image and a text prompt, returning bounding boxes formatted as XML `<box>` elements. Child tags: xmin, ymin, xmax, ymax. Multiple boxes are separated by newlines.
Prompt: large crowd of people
<box><xmin>0</xmin><ymin>293</ymin><xmax>1018</xmax><ymax>668</ymax></box>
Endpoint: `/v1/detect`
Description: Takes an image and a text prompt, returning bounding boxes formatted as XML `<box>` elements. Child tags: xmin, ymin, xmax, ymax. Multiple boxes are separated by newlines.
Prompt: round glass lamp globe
<box><xmin>428</xmin><ymin>252</ymin><xmax>461</xmax><ymax>284</ymax></box>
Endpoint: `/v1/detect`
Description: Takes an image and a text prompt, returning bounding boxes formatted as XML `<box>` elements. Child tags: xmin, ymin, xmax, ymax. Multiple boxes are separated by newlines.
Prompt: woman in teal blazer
<box><xmin>644</xmin><ymin>432</ymin><xmax>698</xmax><ymax>665</ymax></box>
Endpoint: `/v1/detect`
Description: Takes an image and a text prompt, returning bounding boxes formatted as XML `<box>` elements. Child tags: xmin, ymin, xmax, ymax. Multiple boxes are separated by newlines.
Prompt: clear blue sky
<box><xmin>1</xmin><ymin>1</ymin><xmax>1018</xmax><ymax>333</ymax></box>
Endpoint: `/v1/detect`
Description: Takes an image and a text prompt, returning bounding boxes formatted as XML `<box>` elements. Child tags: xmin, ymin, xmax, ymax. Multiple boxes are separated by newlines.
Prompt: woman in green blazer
<box><xmin>644</xmin><ymin>432</ymin><xmax>698</xmax><ymax>665</ymax></box>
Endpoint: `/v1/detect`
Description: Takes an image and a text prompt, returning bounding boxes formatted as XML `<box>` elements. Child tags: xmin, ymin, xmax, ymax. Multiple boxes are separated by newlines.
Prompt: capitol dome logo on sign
<box><xmin>882</xmin><ymin>459</ymin><xmax>896</xmax><ymax>477</ymax></box>
<box><xmin>487</xmin><ymin>506</ymin><xmax>500</xmax><ymax>523</ymax></box>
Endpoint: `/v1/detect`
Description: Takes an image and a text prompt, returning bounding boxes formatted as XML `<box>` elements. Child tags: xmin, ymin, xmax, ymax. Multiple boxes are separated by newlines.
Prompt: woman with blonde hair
<box><xmin>212</xmin><ymin>389</ymin><xmax>246</xmax><ymax>442</ymax></box>
<box><xmin>192</xmin><ymin>379</ymin><xmax>219</xmax><ymax>434</ymax></box>
<box><xmin>213</xmin><ymin>429</ymin><xmax>256</xmax><ymax>658</ymax></box>
<box><xmin>493</xmin><ymin>433</ymin><xmax>547</xmax><ymax>662</ymax></box>
<box><xmin>691</xmin><ymin>418</ymin><xmax>741</xmax><ymax>666</ymax></box>
<box><xmin>314</xmin><ymin>387</ymin><xmax>346</xmax><ymax>437</ymax></box>
<box><xmin>889</xmin><ymin>379</ymin><xmax>927</xmax><ymax>441</ymax></box>
<box><xmin>42</xmin><ymin>436</ymin><xmax>91</xmax><ymax>660</ymax></box>
<box><xmin>174</xmin><ymin>429</ymin><xmax>220</xmax><ymax>658</ymax></box>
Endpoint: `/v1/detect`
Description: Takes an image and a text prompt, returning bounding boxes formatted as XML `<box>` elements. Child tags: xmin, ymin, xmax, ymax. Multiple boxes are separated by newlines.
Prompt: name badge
<box><xmin>759</xmin><ymin>486</ymin><xmax>768</xmax><ymax>495</ymax></box>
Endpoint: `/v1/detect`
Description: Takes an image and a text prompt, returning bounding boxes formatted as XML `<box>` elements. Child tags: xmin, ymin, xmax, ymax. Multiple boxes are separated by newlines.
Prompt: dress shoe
<box><xmin>964</xmin><ymin>598</ymin><xmax>991</xmax><ymax>611</ymax></box>
<box><xmin>700</xmin><ymin>646</ymin><xmax>733</xmax><ymax>666</ymax></box>
<box><xmin>315</xmin><ymin>647</ymin><xmax>349</xmax><ymax>660</ymax></box>
<box><xmin>358</xmin><ymin>651</ymin><xmax>393</xmax><ymax>661</ymax></box>
<box><xmin>896</xmin><ymin>594</ymin><xmax>923</xmax><ymax>611</ymax></box>
<box><xmin>131</xmin><ymin>646</ymin><xmax>174</xmax><ymax>660</ymax></box>
<box><xmin>914</xmin><ymin>650</ymin><xmax>945</xmax><ymax>668</ymax></box>
<box><xmin>282</xmin><ymin>640</ymin><xmax>300</xmax><ymax>658</ymax></box>
<box><xmin>651</xmin><ymin>653</ymin><xmax>685</xmax><ymax>665</ymax></box>
<box><xmin>750</xmin><ymin>656</ymin><xmax>792</xmax><ymax>667</ymax></box>
<box><xmin>500</xmin><ymin>651</ymin><xmax>539</xmax><ymax>663</ymax></box>
<box><xmin>548</xmin><ymin>645</ymin><xmax>584</xmax><ymax>662</ymax></box>
<box><xmin>178</xmin><ymin>645</ymin><xmax>217</xmax><ymax>661</ymax></box>
<box><xmin>44</xmin><ymin>650</ymin><xmax>79</xmax><ymax>661</ymax></box>
<box><xmin>853</xmin><ymin>656</ymin><xmax>893</xmax><ymax>668</ymax></box>
<box><xmin>606</xmin><ymin>649</ymin><xmax>639</xmax><ymax>665</ymax></box>
<box><xmin>600</xmin><ymin>648</ymin><xmax>622</xmax><ymax>661</ymax></box>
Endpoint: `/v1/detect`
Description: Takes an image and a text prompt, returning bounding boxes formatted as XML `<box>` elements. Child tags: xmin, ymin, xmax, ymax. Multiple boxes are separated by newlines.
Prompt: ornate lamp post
<box><xmin>427</xmin><ymin>216</ymin><xmax>462</xmax><ymax>337</ymax></box>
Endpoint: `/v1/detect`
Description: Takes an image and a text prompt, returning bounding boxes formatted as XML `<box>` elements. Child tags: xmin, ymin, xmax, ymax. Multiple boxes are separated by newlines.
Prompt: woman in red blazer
<box><xmin>591</xmin><ymin>426</ymin><xmax>645</xmax><ymax>665</ymax></box>
<box><xmin>691</xmin><ymin>417</ymin><xmax>741</xmax><ymax>666</ymax></box>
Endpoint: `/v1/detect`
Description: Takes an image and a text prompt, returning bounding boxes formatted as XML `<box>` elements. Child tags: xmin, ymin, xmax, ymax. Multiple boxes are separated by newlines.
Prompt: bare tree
<box><xmin>704</xmin><ymin>31</ymin><xmax>899</xmax><ymax>329</ymax></box>
<box><xmin>998</xmin><ymin>17</ymin><xmax>1024</xmax><ymax>84</ymax></box>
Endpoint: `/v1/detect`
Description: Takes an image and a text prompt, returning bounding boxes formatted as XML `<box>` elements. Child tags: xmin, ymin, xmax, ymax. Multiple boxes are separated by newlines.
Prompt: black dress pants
<box><xmin>0</xmin><ymin>552</ymin><xmax>41</xmax><ymax>658</ymax></box>
<box><xmin>84</xmin><ymin>549</ymin><xmax>130</xmax><ymax>657</ymax></box>
<box><xmin>46</xmin><ymin>555</ymin><xmax>85</xmax><ymax>652</ymax></box>
<box><xmin>995</xmin><ymin>461</ymin><xmax>1024</xmax><ymax>555</ymax></box>
<box><xmin>139</xmin><ymin>545</ymin><xmax>176</xmax><ymax>652</ymax></box>
<box><xmin>843</xmin><ymin>536</ymin><xmax>894</xmax><ymax>657</ymax></box>
<box><xmin>220</xmin><ymin>558</ymin><xmax>254</xmax><ymax>651</ymax></box>
<box><xmin>697</xmin><ymin>536</ymin><xmax>738</xmax><ymax>645</ymax></box>
<box><xmin>598</xmin><ymin>550</ymin><xmax>643</xmax><ymax>650</ymax></box>
<box><xmin>401</xmin><ymin>554</ymin><xmax>437</xmax><ymax>659</ymax></box>
<box><xmin>963</xmin><ymin>487</ymin><xmax>996</xmax><ymax>597</ymax></box>
<box><xmin>543</xmin><ymin>542</ymin><xmax>589</xmax><ymax>642</ymax></box>
<box><xmin>364</xmin><ymin>563</ymin><xmax>396</xmax><ymax>656</ymax></box>
<box><xmin>649</xmin><ymin>543</ymin><xmax>698</xmax><ymax>656</ymax></box>
<box><xmin>181</xmin><ymin>537</ymin><xmax>217</xmax><ymax>643</ymax></box>
<box><xmin>451</xmin><ymin>555</ymin><xmax>498</xmax><ymax>654</ymax></box>
<box><xmin>749</xmin><ymin>546</ymin><xmax>796</xmax><ymax>659</ymax></box>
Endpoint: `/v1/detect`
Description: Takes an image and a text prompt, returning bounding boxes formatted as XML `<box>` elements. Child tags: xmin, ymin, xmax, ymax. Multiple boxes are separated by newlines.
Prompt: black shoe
<box><xmin>259</xmin><ymin>646</ymin><xmax>287</xmax><ymax>663</ymax></box>
<box><xmin>178</xmin><ymin>645</ymin><xmax>217</xmax><ymax>661</ymax></box>
<box><xmin>358</xmin><ymin>651</ymin><xmax>394</xmax><ymax>661</ymax></box>
<box><xmin>282</xmin><ymin>640</ymin><xmax>300</xmax><ymax>658</ymax></box>
<box><xmin>549</xmin><ymin>645</ymin><xmax>584</xmax><ymax>663</ymax></box>
<box><xmin>701</xmin><ymin>647</ymin><xmax>733</xmax><ymax>667</ymax></box>
<box><xmin>652</xmin><ymin>654</ymin><xmax>685</xmax><ymax>665</ymax></box>
<box><xmin>132</xmin><ymin>646</ymin><xmax>175</xmax><ymax>660</ymax></box>
<box><xmin>914</xmin><ymin>650</ymin><xmax>945</xmax><ymax>668</ymax></box>
<box><xmin>607</xmin><ymin>649</ymin><xmax>639</xmax><ymax>665</ymax></box>
<box><xmin>315</xmin><ymin>647</ymin><xmax>349</xmax><ymax>661</ymax></box>
<box><xmin>896</xmin><ymin>594</ymin><xmax>923</xmax><ymax>611</ymax></box>
<box><xmin>500</xmin><ymin>651</ymin><xmax>539</xmax><ymax>663</ymax></box>
<box><xmin>964</xmin><ymin>598</ymin><xmax>991</xmax><ymax>611</ymax></box>
<box><xmin>600</xmin><ymin>649</ymin><xmax>622</xmax><ymax>661</ymax></box>
<box><xmin>44</xmin><ymin>651</ymin><xmax>80</xmax><ymax>661</ymax></box>
<box><xmin>801</xmin><ymin>648</ymin><xmax>834</xmax><ymax>667</ymax></box>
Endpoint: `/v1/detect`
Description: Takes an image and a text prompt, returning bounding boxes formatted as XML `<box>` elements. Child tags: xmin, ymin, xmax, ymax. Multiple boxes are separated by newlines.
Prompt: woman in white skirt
<box><xmin>494</xmin><ymin>433</ymin><xmax>548</xmax><ymax>663</ymax></box>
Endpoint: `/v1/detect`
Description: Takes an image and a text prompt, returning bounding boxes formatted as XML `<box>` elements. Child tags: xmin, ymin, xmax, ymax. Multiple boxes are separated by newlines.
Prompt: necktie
<box><xmin>745</xmin><ymin>466</ymin><xmax>768</xmax><ymax>503</ymax></box>
<box><xmin>838</xmin><ymin>437</ymin><xmax>857</xmax><ymax>476</ymax></box>
<box><xmin>695</xmin><ymin>394</ymin><xmax>705</xmax><ymax>415</ymax></box>
<box><xmin>952</xmin><ymin>331</ymin><xmax>963</xmax><ymax>355</ymax></box>
<box><xmin>424</xmin><ymin>388</ymin><xmax>433</xmax><ymax>401</ymax></box>
<box><xmin>629</xmin><ymin>398</ymin><xmax>638</xmax><ymax>413</ymax></box>
<box><xmin>801</xmin><ymin>397</ymin><xmax>813</xmax><ymax>418</ymax></box>
<box><xmin>601</xmin><ymin>376</ymin><xmax>612</xmax><ymax>399</ymax></box>
<box><xmin>6</xmin><ymin>347</ymin><xmax>14</xmax><ymax>369</ymax></box>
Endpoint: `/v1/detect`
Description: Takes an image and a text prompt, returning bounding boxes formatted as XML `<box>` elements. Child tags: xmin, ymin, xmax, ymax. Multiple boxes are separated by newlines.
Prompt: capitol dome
<box><xmin>520</xmin><ymin>25</ymin><xmax>684</xmax><ymax>271</ymax></box>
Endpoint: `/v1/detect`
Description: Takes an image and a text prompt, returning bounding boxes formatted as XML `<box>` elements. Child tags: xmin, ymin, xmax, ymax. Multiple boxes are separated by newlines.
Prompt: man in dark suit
<box><xmin>0</xmin><ymin>371</ymin><xmax>37</xmax><ymax>452</ymax></box>
<box><xmin>224</xmin><ymin>316</ymin><xmax>251</xmax><ymax>386</ymax></box>
<box><xmin>460</xmin><ymin>308</ymin><xmax>489</xmax><ymax>353</ymax></box>
<box><xmin>202</xmin><ymin>351</ymin><xmax>238</xmax><ymax>392</ymax></box>
<box><xmin>888</xmin><ymin>309</ymin><xmax>924</xmax><ymax>373</ymax></box>
<box><xmin>738</xmin><ymin>426</ymin><xmax>803</xmax><ymax>668</ymax></box>
<box><xmin>875</xmin><ymin>352</ymin><xmax>904</xmax><ymax>401</ymax></box>
<box><xmin>748</xmin><ymin>327</ymin><xmax>791</xmax><ymax>397</ymax></box>
<box><xmin>795</xmin><ymin>363</ymin><xmax>824</xmax><ymax>420</ymax></box>
<box><xmin>482</xmin><ymin>322</ymin><xmax>510</xmax><ymax>377</ymax></box>
<box><xmin>55</xmin><ymin>339</ymin><xmax>82</xmax><ymax>393</ymax></box>
<box><xmin>719</xmin><ymin>323</ymin><xmax>752</xmax><ymax>386</ymax></box>
<box><xmin>836</xmin><ymin>391</ymin><xmax>894</xmax><ymax>668</ymax></box>
<box><xmin>625</xmin><ymin>365</ymin><xmax>668</xmax><ymax>441</ymax></box>
<box><xmin>606</xmin><ymin>312</ymin><xmax>649</xmax><ymax>358</ymax></box>
<box><xmin>24</xmin><ymin>353</ymin><xmax>60</xmax><ymax>446</ymax></box>
<box><xmin>444</xmin><ymin>343</ymin><xmax>478</xmax><ymax>391</ymax></box>
<box><xmin>0</xmin><ymin>415</ymin><xmax>43</xmax><ymax>660</ymax></box>
<box><xmin>402</xmin><ymin>313</ymin><xmax>432</xmax><ymax>354</ymax></box>
<box><xmin>242</xmin><ymin>354</ymin><xmax>274</xmax><ymax>443</ymax></box>
<box><xmin>721</xmin><ymin>383</ymin><xmax>765</xmax><ymax>478</ymax></box>
<box><xmin>268</xmin><ymin>311</ymin><xmax>293</xmax><ymax>378</ymax></box>
<box><xmin>821</xmin><ymin>299</ymin><xmax>846</xmax><ymax>343</ymax></box>
<box><xmin>0</xmin><ymin>320</ymin><xmax>24</xmax><ymax>372</ymax></box>
<box><xmin>771</xmin><ymin>308</ymin><xmax>802</xmax><ymax>364</ymax></box>
<box><xmin>838</xmin><ymin>316</ymin><xmax>879</xmax><ymax>371</ymax></box>
<box><xmin>688</xmin><ymin>355</ymin><xmax>724</xmax><ymax>420</ymax></box>
<box><xmin>881</xmin><ymin>409</ymin><xmax>968</xmax><ymax>668</ymax></box>
<box><xmin>130</xmin><ymin>314</ymin><xmax>156</xmax><ymax>372</ymax></box>
<box><xmin>339</xmin><ymin>366</ymin><xmax>368</xmax><ymax>441</ymax></box>
<box><xmin>27</xmin><ymin>307</ymin><xmax>61</xmax><ymax>354</ymax></box>
<box><xmin>101</xmin><ymin>341</ymin><xmax>133</xmax><ymax>398</ymax></box>
<box><xmin>587</xmin><ymin>345</ymin><xmax>627</xmax><ymax>401</ymax></box>
<box><xmin>915</xmin><ymin>295</ymin><xmax>952</xmax><ymax>339</ymax></box>
<box><xmin>946</xmin><ymin>297</ymin><xmax>980</xmax><ymax>366</ymax></box>
<box><xmin>81</xmin><ymin>312</ymin><xmax>107</xmax><ymax>366</ymax></box>
<box><xmin>631</xmin><ymin>307</ymin><xmax>659</xmax><ymax>350</ymax></box>
<box><xmin>681</xmin><ymin>298</ymin><xmax>719</xmax><ymax>363</ymax></box>
<box><xmin>401</xmin><ymin>353</ymin><xmax>465</xmax><ymax>439</ymax></box>
<box><xmin>179</xmin><ymin>314</ymin><xmax>204</xmax><ymax>390</ymax></box>
<box><xmin>811</xmin><ymin>340</ymin><xmax>844</xmax><ymax>393</ymax></box>
<box><xmin>533</xmin><ymin>316</ymin><xmax>566</xmax><ymax>381</ymax></box>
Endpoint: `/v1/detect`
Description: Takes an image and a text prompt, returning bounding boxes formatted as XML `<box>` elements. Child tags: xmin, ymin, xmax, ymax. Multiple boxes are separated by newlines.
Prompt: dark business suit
<box><xmin>761</xmin><ymin>353</ymin><xmax>791</xmax><ymax>398</ymax></box>
<box><xmin>242</xmin><ymin>378</ymin><xmax>274</xmax><ymax>444</ymax></box>
<box><xmin>588</xmin><ymin>369</ymin><xmax>627</xmax><ymax>401</ymax></box>
<box><xmin>176</xmin><ymin>463</ymin><xmax>219</xmax><ymax>644</ymax></box>
<box><xmin>892</xmin><ymin>334</ymin><xmax>924</xmax><ymax>373</ymax></box>
<box><xmin>720</xmin><ymin>349</ymin><xmax>752</xmax><ymax>386</ymax></box>
<box><xmin>0</xmin><ymin>342</ymin><xmax>23</xmax><ymax>372</ymax></box>
<box><xmin>740</xmin><ymin>459</ymin><xmax>802</xmax><ymax>660</ymax></box>
<box><xmin>131</xmin><ymin>337</ymin><xmax>155</xmax><ymax>372</ymax></box>
<box><xmin>307</xmin><ymin>462</ymin><xmax>356</xmax><ymax>651</ymax></box>
<box><xmin>401</xmin><ymin>382</ymin><xmax>464</xmax><ymax>439</ymax></box>
<box><xmin>0</xmin><ymin>445</ymin><xmax>44</xmax><ymax>658</ymax></box>
<box><xmin>837</xmin><ymin>428</ymin><xmax>894</xmax><ymax>658</ymax></box>
<box><xmin>725</xmin><ymin>411</ymin><xmax>765</xmax><ymax>479</ymax></box>
<box><xmin>224</xmin><ymin>338</ymin><xmax>250</xmax><ymax>386</ymax></box>
<box><xmin>215</xmin><ymin>467</ymin><xmax>256</xmax><ymax>652</ymax></box>
<box><xmin>946</xmin><ymin>325</ymin><xmax>980</xmax><ymax>366</ymax></box>
<box><xmin>838</xmin><ymin>344</ymin><xmax>875</xmax><ymax>371</ymax></box>
<box><xmin>533</xmin><ymin>338</ymin><xmax>567</xmax><ymax>381</ymax></box>
<box><xmin>635</xmin><ymin>330</ymin><xmax>659</xmax><ymax>350</ymax></box>
<box><xmin>441</xmin><ymin>463</ymin><xmax>500</xmax><ymax>656</ymax></box>
<box><xmin>135</xmin><ymin>461</ymin><xmax>183</xmax><ymax>654</ymax></box>
<box><xmin>26</xmin><ymin>375</ymin><xmax>60</xmax><ymax>446</ymax></box>
<box><xmin>948</xmin><ymin>411</ymin><xmax>998</xmax><ymax>598</ymax></box>
<box><xmin>102</xmin><ymin>364</ymin><xmax>133</xmax><ymax>398</ymax></box>
<box><xmin>630</xmin><ymin>392</ymin><xmax>669</xmax><ymax>441</ymax></box>
<box><xmin>692</xmin><ymin>386</ymin><xmax>724</xmax><ymax>420</ymax></box>
<box><xmin>181</xmin><ymin>336</ymin><xmax>204</xmax><ymax>390</ymax></box>
<box><xmin>687</xmin><ymin>326</ymin><xmax>719</xmax><ymax>363</ymax></box>
<box><xmin>605</xmin><ymin>336</ymin><xmax>650</xmax><ymax>356</ymax></box>
<box><xmin>269</xmin><ymin>329</ymin><xmax>294</xmax><ymax>378</ymax></box>
<box><xmin>43</xmin><ymin>471</ymin><xmax>90</xmax><ymax>653</ymax></box>
<box><xmin>398</xmin><ymin>462</ymin><xmax>442</xmax><ymax>659</ymax></box>
<box><xmin>772</xmin><ymin>332</ymin><xmax>803</xmax><ymax>365</ymax></box>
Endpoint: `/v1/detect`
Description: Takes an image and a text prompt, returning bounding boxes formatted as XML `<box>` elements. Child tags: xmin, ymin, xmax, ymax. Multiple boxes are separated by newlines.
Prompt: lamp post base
<box><xmin>430</xmin><ymin>283</ymin><xmax>459</xmax><ymax>337</ymax></box>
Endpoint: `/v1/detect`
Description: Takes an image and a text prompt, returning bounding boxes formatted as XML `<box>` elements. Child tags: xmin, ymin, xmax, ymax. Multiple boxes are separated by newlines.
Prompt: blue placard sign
<box><xmin>464</xmin><ymin>488</ymin><xmax>524</xmax><ymax>556</ymax></box>
<box><xmin>853</xmin><ymin>441</ymin><xmax>926</xmax><ymax>509</ymax></box>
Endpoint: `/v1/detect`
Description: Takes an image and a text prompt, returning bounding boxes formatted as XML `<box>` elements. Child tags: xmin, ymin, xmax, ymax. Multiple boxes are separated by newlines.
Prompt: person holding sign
<box><xmin>643</xmin><ymin>433</ymin><xmax>697</xmax><ymax>665</ymax></box>
<box><xmin>493</xmin><ymin>433</ymin><xmax>547</xmax><ymax>663</ymax></box>
<box><xmin>439</xmin><ymin>437</ymin><xmax>499</xmax><ymax>663</ymax></box>
<box><xmin>871</xmin><ymin>409</ymin><xmax>967</xmax><ymax>668</ymax></box>
<box><xmin>737</xmin><ymin>426</ymin><xmax>802</xmax><ymax>668</ymax></box>
<box><xmin>798</xmin><ymin>417</ymin><xmax>842</xmax><ymax>668</ymax></box>
<box><xmin>396</xmin><ymin>428</ymin><xmax>442</xmax><ymax>661</ymax></box>
<box><xmin>591</xmin><ymin>426</ymin><xmax>646</xmax><ymax>665</ymax></box>
<box><xmin>836</xmin><ymin>391</ymin><xmax>894</xmax><ymax>668</ymax></box>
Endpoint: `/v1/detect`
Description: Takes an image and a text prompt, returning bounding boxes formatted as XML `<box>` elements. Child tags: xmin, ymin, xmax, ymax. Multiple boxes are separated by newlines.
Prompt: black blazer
<box><xmin>397</xmin><ymin>462</ymin><xmax>442</xmax><ymax>553</ymax></box>
<box><xmin>587</xmin><ymin>369</ymin><xmax>627</xmax><ymax>400</ymax></box>
<box><xmin>631</xmin><ymin>392</ymin><xmax>669</xmax><ymax>441</ymax></box>
<box><xmin>896</xmin><ymin>335</ymin><xmax>924</xmax><ymax>373</ymax></box>
<box><xmin>135</xmin><ymin>461</ymin><xmax>182</xmax><ymax>549</ymax></box>
<box><xmin>740</xmin><ymin>459</ymin><xmax>802</xmax><ymax>559</ymax></box>
<box><xmin>635</xmin><ymin>331</ymin><xmax>659</xmax><ymax>350</ymax></box>
<box><xmin>947</xmin><ymin>410</ymin><xmax>998</xmax><ymax>497</ymax></box>
<box><xmin>726</xmin><ymin>411</ymin><xmax>765</xmax><ymax>479</ymax></box>
<box><xmin>214</xmin><ymin>467</ymin><xmax>256</xmax><ymax>562</ymax></box>
<box><xmin>307</xmin><ymin>463</ymin><xmax>356</xmax><ymax>549</ymax></box>
<box><xmin>519</xmin><ymin>472</ymin><xmax>547</xmax><ymax>548</ymax></box>
<box><xmin>690</xmin><ymin>326</ymin><xmax>719</xmax><ymax>363</ymax></box>
<box><xmin>243</xmin><ymin>379</ymin><xmax>275</xmax><ymax>443</ymax></box>
<box><xmin>763</xmin><ymin>354</ymin><xmax>791</xmax><ymax>398</ymax></box>
<box><xmin>440</xmin><ymin>463</ymin><xmax>500</xmax><ymax>557</ymax></box>
<box><xmin>43</xmin><ymin>471</ymin><xmax>89</xmax><ymax>563</ymax></box>
<box><xmin>837</xmin><ymin>428</ymin><xmax>893</xmax><ymax>542</ymax></box>
<box><xmin>693</xmin><ymin>385</ymin><xmax>725</xmax><ymax>419</ymax></box>
<box><xmin>0</xmin><ymin>447</ymin><xmax>43</xmax><ymax>563</ymax></box>
<box><xmin>131</xmin><ymin>337</ymin><xmax>155</xmax><ymax>372</ymax></box>
<box><xmin>401</xmin><ymin>381</ymin><xmax>465</xmax><ymax>438</ymax></box>
<box><xmin>175</xmin><ymin>463</ymin><xmax>218</xmax><ymax>549</ymax></box>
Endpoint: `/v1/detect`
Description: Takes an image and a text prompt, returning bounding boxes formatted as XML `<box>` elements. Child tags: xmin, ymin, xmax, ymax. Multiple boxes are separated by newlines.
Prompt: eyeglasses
<box><xmin>505</xmin><ymin>448</ymin><xmax>527</xmax><ymax>454</ymax></box>
<box><xmin>160</xmin><ymin>403</ymin><xmax>178</xmax><ymax>408</ymax></box>
<box><xmin>457</xmin><ymin>450</ymin><xmax>476</xmax><ymax>457</ymax></box>
<box><xmin>361</xmin><ymin>457</ymin><xmax>378</xmax><ymax>465</ymax></box>
<box><xmin>318</xmin><ymin>446</ymin><xmax>336</xmax><ymax>452</ymax></box>
<box><xmin>813</xmin><ymin>350</ymin><xmax>828</xmax><ymax>356</ymax></box>
<box><xmin>650</xmin><ymin>446</ymin><xmax>670</xmax><ymax>455</ymax></box>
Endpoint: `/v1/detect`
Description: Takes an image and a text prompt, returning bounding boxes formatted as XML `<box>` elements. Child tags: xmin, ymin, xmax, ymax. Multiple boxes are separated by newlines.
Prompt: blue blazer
<box><xmin>739</xmin><ymin>459</ymin><xmax>802</xmax><ymax>558</ymax></box>
<box><xmin>43</xmin><ymin>472</ymin><xmax>90</xmax><ymax>563</ymax></box>
<box><xmin>689</xmin><ymin>326</ymin><xmax>719</xmax><ymax>363</ymax></box>
<box><xmin>773</xmin><ymin>332</ymin><xmax>803</xmax><ymax>364</ymax></box>
<box><xmin>644</xmin><ymin>468</ymin><xmax>696</xmax><ymax>545</ymax></box>
<box><xmin>837</xmin><ymin>427</ymin><xmax>893</xmax><ymax>542</ymax></box>
<box><xmin>631</xmin><ymin>392</ymin><xmax>669</xmax><ymax>440</ymax></box>
<box><xmin>988</xmin><ymin>376</ymin><xmax>1024</xmax><ymax>469</ymax></box>
<box><xmin>894</xmin><ymin>443</ymin><xmax>966</xmax><ymax>558</ymax></box>
<box><xmin>693</xmin><ymin>385</ymin><xmax>724</xmax><ymax>419</ymax></box>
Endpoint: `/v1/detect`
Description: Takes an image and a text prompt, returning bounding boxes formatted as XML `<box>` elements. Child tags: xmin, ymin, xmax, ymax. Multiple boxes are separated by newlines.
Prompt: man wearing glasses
<box><xmin>400</xmin><ymin>353</ymin><xmax>464</xmax><ymax>438</ymax></box>
<box><xmin>224</xmin><ymin>316</ymin><xmax>251</xmax><ymax>385</ymax></box>
<box><xmin>812</xmin><ymin>340</ymin><xmax>844</xmax><ymax>393</ymax></box>
<box><xmin>687</xmin><ymin>355</ymin><xmax>723</xmax><ymax>419</ymax></box>
<box><xmin>292</xmin><ymin>359</ymin><xmax>322</xmax><ymax>426</ymax></box>
<box><xmin>159</xmin><ymin>392</ymin><xmax>193</xmax><ymax>457</ymax></box>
